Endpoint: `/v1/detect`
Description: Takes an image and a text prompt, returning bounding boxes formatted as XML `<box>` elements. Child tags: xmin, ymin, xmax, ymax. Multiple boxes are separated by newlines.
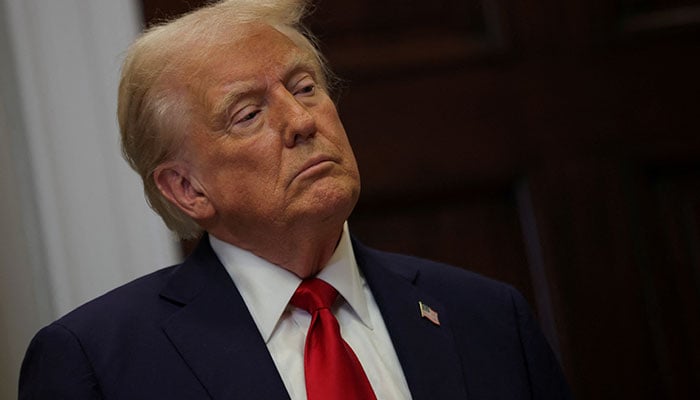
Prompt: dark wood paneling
<box><xmin>631</xmin><ymin>166</ymin><xmax>700</xmax><ymax>398</ymax></box>
<box><xmin>525</xmin><ymin>161</ymin><xmax>662</xmax><ymax>399</ymax></box>
<box><xmin>620</xmin><ymin>0</ymin><xmax>700</xmax><ymax>36</ymax></box>
<box><xmin>309</xmin><ymin>0</ymin><xmax>505</xmax><ymax>74</ymax></box>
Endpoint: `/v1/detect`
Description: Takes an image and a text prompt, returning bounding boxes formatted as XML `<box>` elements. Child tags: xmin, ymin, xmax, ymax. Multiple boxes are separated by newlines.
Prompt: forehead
<box><xmin>192</xmin><ymin>23</ymin><xmax>318</xmax><ymax>89</ymax></box>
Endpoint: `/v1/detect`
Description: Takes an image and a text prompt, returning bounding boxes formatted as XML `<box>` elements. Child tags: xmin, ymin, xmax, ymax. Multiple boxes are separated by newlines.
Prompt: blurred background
<box><xmin>2</xmin><ymin>0</ymin><xmax>699</xmax><ymax>398</ymax></box>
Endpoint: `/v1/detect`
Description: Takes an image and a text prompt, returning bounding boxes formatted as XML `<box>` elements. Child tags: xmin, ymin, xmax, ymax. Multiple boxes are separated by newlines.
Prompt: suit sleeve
<box><xmin>509</xmin><ymin>288</ymin><xmax>573</xmax><ymax>399</ymax></box>
<box><xmin>19</xmin><ymin>323</ymin><xmax>103</xmax><ymax>400</ymax></box>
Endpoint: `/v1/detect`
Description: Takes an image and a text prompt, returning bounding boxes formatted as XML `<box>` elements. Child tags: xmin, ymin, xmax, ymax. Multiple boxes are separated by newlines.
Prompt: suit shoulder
<box><xmin>359</xmin><ymin>243</ymin><xmax>514</xmax><ymax>292</ymax></box>
<box><xmin>54</xmin><ymin>263</ymin><xmax>182</xmax><ymax>331</ymax></box>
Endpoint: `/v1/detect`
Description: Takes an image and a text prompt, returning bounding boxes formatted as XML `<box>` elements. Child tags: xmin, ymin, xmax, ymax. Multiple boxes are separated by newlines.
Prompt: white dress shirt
<box><xmin>209</xmin><ymin>223</ymin><xmax>412</xmax><ymax>400</ymax></box>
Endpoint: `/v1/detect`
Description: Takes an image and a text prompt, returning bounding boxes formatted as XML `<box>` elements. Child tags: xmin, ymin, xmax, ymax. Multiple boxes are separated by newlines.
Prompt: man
<box><xmin>20</xmin><ymin>0</ymin><xmax>571</xmax><ymax>398</ymax></box>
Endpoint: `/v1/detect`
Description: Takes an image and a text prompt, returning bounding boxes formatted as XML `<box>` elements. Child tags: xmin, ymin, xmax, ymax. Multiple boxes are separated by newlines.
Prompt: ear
<box><xmin>153</xmin><ymin>162</ymin><xmax>215</xmax><ymax>221</ymax></box>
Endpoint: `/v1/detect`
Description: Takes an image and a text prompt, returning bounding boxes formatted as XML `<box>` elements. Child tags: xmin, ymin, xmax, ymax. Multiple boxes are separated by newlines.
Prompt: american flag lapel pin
<box><xmin>419</xmin><ymin>301</ymin><xmax>440</xmax><ymax>326</ymax></box>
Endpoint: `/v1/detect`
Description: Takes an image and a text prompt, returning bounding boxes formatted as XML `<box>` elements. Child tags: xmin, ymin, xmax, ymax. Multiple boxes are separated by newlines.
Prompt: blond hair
<box><xmin>118</xmin><ymin>0</ymin><xmax>333</xmax><ymax>239</ymax></box>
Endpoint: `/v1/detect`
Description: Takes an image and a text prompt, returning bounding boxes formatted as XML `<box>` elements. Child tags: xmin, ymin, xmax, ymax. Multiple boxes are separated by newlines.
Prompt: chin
<box><xmin>302</xmin><ymin>181</ymin><xmax>359</xmax><ymax>223</ymax></box>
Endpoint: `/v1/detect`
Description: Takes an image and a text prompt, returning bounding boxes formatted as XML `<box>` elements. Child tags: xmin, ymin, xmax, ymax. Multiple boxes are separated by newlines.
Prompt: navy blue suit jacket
<box><xmin>20</xmin><ymin>236</ymin><xmax>571</xmax><ymax>399</ymax></box>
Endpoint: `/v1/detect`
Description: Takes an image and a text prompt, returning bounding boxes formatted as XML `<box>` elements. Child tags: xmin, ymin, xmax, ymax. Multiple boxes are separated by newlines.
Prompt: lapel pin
<box><xmin>419</xmin><ymin>301</ymin><xmax>440</xmax><ymax>326</ymax></box>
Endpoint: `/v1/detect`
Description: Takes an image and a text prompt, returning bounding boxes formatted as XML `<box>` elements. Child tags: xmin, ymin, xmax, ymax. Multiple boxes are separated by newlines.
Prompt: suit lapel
<box><xmin>160</xmin><ymin>236</ymin><xmax>290</xmax><ymax>399</ymax></box>
<box><xmin>353</xmin><ymin>239</ymin><xmax>469</xmax><ymax>400</ymax></box>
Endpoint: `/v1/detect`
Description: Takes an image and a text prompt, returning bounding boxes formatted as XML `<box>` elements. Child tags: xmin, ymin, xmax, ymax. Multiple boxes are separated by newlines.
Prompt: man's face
<box><xmin>175</xmin><ymin>24</ymin><xmax>360</xmax><ymax>243</ymax></box>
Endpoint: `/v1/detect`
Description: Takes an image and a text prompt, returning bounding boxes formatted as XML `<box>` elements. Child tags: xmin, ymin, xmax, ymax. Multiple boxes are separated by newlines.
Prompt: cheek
<box><xmin>316</xmin><ymin>107</ymin><xmax>351</xmax><ymax>146</ymax></box>
<box><xmin>330</xmin><ymin>125</ymin><xmax>357</xmax><ymax>166</ymax></box>
<box><xmin>207</xmin><ymin>144</ymin><xmax>283</xmax><ymax>196</ymax></box>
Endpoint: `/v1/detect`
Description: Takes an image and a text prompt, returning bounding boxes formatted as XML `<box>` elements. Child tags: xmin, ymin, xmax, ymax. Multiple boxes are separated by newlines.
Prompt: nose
<box><xmin>273</xmin><ymin>89</ymin><xmax>317</xmax><ymax>148</ymax></box>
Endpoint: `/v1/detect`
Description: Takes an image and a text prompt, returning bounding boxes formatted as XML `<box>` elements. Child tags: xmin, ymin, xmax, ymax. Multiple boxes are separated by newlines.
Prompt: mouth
<box><xmin>291</xmin><ymin>155</ymin><xmax>337</xmax><ymax>183</ymax></box>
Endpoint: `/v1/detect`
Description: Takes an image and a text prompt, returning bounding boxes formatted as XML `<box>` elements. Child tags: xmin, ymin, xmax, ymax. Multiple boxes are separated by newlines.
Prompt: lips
<box><xmin>292</xmin><ymin>155</ymin><xmax>336</xmax><ymax>182</ymax></box>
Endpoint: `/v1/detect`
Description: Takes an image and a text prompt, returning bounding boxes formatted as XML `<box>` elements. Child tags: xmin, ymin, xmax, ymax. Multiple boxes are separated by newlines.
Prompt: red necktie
<box><xmin>291</xmin><ymin>278</ymin><xmax>377</xmax><ymax>400</ymax></box>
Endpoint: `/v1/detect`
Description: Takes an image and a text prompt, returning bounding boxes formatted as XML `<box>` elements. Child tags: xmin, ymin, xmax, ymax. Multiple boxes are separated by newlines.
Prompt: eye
<box><xmin>228</xmin><ymin>105</ymin><xmax>262</xmax><ymax>132</ymax></box>
<box><xmin>293</xmin><ymin>76</ymin><xmax>317</xmax><ymax>97</ymax></box>
<box><xmin>232</xmin><ymin>106</ymin><xmax>260</xmax><ymax>124</ymax></box>
<box><xmin>240</xmin><ymin>110</ymin><xmax>259</xmax><ymax>122</ymax></box>
<box><xmin>296</xmin><ymin>84</ymin><xmax>315</xmax><ymax>96</ymax></box>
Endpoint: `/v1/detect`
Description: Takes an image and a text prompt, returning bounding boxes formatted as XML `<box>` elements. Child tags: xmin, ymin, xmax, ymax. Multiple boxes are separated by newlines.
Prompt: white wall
<box><xmin>0</xmin><ymin>1</ymin><xmax>179</xmax><ymax>397</ymax></box>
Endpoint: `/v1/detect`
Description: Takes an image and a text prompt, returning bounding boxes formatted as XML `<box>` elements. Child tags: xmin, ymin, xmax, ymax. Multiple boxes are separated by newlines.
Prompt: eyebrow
<box><xmin>211</xmin><ymin>81</ymin><xmax>261</xmax><ymax>122</ymax></box>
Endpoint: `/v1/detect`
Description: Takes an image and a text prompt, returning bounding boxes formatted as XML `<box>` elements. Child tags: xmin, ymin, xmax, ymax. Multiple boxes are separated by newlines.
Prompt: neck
<box><xmin>210</xmin><ymin>222</ymin><xmax>344</xmax><ymax>279</ymax></box>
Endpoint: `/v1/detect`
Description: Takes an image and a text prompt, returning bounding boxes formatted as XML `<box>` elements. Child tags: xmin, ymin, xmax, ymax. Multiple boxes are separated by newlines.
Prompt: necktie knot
<box><xmin>291</xmin><ymin>278</ymin><xmax>338</xmax><ymax>313</ymax></box>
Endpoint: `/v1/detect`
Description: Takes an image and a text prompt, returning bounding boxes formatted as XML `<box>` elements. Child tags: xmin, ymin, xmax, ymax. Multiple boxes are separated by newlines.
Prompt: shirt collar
<box><xmin>209</xmin><ymin>222</ymin><xmax>373</xmax><ymax>343</ymax></box>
